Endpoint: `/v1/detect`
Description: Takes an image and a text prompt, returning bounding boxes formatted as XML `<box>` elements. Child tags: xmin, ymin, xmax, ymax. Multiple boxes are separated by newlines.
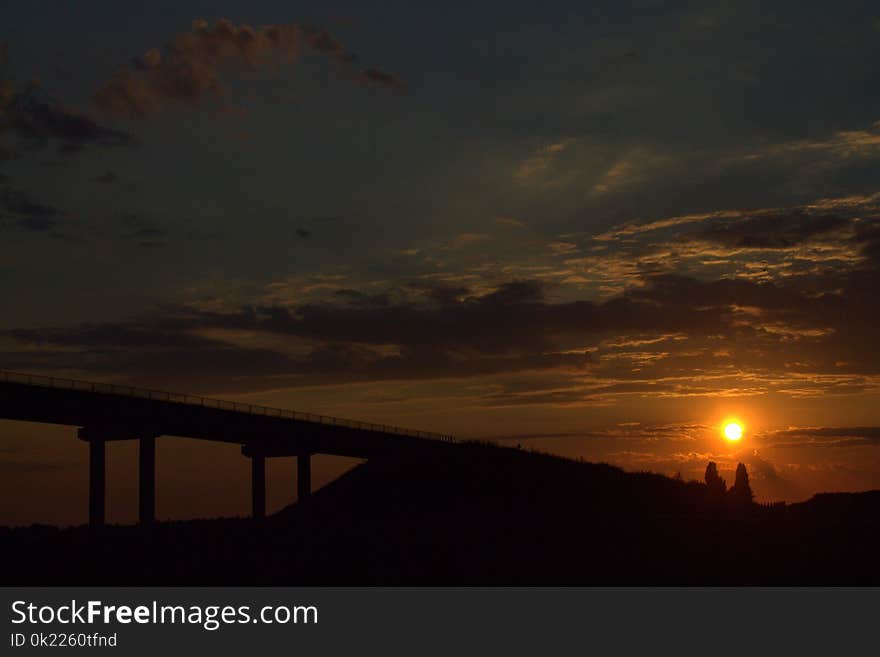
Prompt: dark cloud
<box><xmin>93</xmin><ymin>171</ymin><xmax>118</xmax><ymax>184</ymax></box>
<box><xmin>1</xmin><ymin>187</ymin><xmax>64</xmax><ymax>232</ymax></box>
<box><xmin>119</xmin><ymin>213</ymin><xmax>167</xmax><ymax>246</ymax></box>
<box><xmin>0</xmin><ymin>82</ymin><xmax>134</xmax><ymax>155</ymax></box>
<box><xmin>423</xmin><ymin>284</ymin><xmax>471</xmax><ymax>306</ymax></box>
<box><xmin>6</xmin><ymin>281</ymin><xmax>595</xmax><ymax>390</ymax></box>
<box><xmin>11</xmin><ymin>323</ymin><xmax>209</xmax><ymax>349</ymax></box>
<box><xmin>94</xmin><ymin>19</ymin><xmax>375</xmax><ymax>119</ymax></box>
<box><xmin>2</xmin><ymin>187</ymin><xmax>59</xmax><ymax>221</ymax></box>
<box><xmin>765</xmin><ymin>427</ymin><xmax>880</xmax><ymax>448</ymax></box>
<box><xmin>854</xmin><ymin>216</ymin><xmax>880</xmax><ymax>261</ymax></box>
<box><xmin>132</xmin><ymin>229</ymin><xmax>164</xmax><ymax>239</ymax></box>
<box><xmin>131</xmin><ymin>48</ymin><xmax>162</xmax><ymax>72</ymax></box>
<box><xmin>0</xmin><ymin>80</ymin><xmax>13</xmax><ymax>108</ymax></box>
<box><xmin>694</xmin><ymin>211</ymin><xmax>851</xmax><ymax>249</ymax></box>
<box><xmin>51</xmin><ymin>66</ymin><xmax>73</xmax><ymax>82</ymax></box>
<box><xmin>0</xmin><ymin>271</ymin><xmax>773</xmax><ymax>390</ymax></box>
<box><xmin>358</xmin><ymin>68</ymin><xmax>407</xmax><ymax>89</ymax></box>
<box><xmin>94</xmin><ymin>19</ymin><xmax>304</xmax><ymax>117</ymax></box>
<box><xmin>303</xmin><ymin>27</ymin><xmax>356</xmax><ymax>62</ymax></box>
<box><xmin>0</xmin><ymin>274</ymin><xmax>769</xmax><ymax>383</ymax></box>
<box><xmin>14</xmin><ymin>215</ymin><xmax>58</xmax><ymax>232</ymax></box>
<box><xmin>628</xmin><ymin>274</ymin><xmax>802</xmax><ymax>315</ymax></box>
<box><xmin>6</xmin><ymin>197</ymin><xmax>880</xmax><ymax>394</ymax></box>
<box><xmin>736</xmin><ymin>451</ymin><xmax>801</xmax><ymax>501</ymax></box>
<box><xmin>735</xmin><ymin>451</ymin><xmax>786</xmax><ymax>483</ymax></box>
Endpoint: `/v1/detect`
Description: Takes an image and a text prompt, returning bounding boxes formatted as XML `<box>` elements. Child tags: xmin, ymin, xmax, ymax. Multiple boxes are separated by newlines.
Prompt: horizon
<box><xmin>3</xmin><ymin>1</ymin><xmax>880</xmax><ymax>526</ymax></box>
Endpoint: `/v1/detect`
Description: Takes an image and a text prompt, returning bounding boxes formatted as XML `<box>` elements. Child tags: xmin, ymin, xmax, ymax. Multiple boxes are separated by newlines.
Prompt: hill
<box><xmin>3</xmin><ymin>442</ymin><xmax>880</xmax><ymax>584</ymax></box>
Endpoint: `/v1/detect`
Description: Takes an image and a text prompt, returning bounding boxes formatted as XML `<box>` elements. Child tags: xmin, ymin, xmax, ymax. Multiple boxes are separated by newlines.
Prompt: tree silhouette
<box><xmin>728</xmin><ymin>462</ymin><xmax>754</xmax><ymax>506</ymax></box>
<box><xmin>704</xmin><ymin>462</ymin><xmax>726</xmax><ymax>500</ymax></box>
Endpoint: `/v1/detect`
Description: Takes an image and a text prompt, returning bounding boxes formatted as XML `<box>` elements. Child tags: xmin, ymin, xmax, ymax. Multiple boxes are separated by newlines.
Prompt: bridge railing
<box><xmin>0</xmin><ymin>370</ymin><xmax>455</xmax><ymax>443</ymax></box>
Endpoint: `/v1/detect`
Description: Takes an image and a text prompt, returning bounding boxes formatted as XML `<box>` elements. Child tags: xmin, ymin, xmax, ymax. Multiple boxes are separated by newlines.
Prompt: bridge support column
<box><xmin>252</xmin><ymin>455</ymin><xmax>266</xmax><ymax>519</ymax></box>
<box><xmin>297</xmin><ymin>452</ymin><xmax>311</xmax><ymax>501</ymax></box>
<box><xmin>88</xmin><ymin>438</ymin><xmax>105</xmax><ymax>528</ymax></box>
<box><xmin>139</xmin><ymin>436</ymin><xmax>156</xmax><ymax>526</ymax></box>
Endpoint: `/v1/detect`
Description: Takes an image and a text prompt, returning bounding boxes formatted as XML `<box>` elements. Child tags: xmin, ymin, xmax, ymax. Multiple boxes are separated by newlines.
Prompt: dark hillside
<box><xmin>3</xmin><ymin>443</ymin><xmax>879</xmax><ymax>584</ymax></box>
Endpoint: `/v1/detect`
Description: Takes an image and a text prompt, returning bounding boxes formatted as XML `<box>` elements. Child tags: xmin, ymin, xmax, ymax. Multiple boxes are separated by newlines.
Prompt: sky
<box><xmin>2</xmin><ymin>1</ymin><xmax>880</xmax><ymax>524</ymax></box>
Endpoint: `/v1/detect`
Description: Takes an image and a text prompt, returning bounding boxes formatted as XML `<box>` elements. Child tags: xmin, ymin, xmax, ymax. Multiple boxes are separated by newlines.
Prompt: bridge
<box><xmin>0</xmin><ymin>370</ymin><xmax>455</xmax><ymax>528</ymax></box>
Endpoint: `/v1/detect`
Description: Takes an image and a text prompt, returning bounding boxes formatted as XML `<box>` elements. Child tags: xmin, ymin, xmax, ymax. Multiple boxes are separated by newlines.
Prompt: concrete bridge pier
<box><xmin>251</xmin><ymin>454</ymin><xmax>266</xmax><ymax>519</ymax></box>
<box><xmin>79</xmin><ymin>427</ymin><xmax>158</xmax><ymax>528</ymax></box>
<box><xmin>244</xmin><ymin>447</ymin><xmax>312</xmax><ymax>519</ymax></box>
<box><xmin>298</xmin><ymin>452</ymin><xmax>311</xmax><ymax>501</ymax></box>
<box><xmin>138</xmin><ymin>435</ymin><xmax>156</xmax><ymax>525</ymax></box>
<box><xmin>88</xmin><ymin>437</ymin><xmax>105</xmax><ymax>528</ymax></box>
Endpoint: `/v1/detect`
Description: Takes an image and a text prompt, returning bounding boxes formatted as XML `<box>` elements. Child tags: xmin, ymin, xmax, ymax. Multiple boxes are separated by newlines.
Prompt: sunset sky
<box><xmin>3</xmin><ymin>1</ymin><xmax>880</xmax><ymax>524</ymax></box>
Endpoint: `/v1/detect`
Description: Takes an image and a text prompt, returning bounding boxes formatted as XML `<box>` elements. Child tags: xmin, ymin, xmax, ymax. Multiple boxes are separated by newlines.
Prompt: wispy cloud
<box><xmin>514</xmin><ymin>139</ymin><xmax>574</xmax><ymax>184</ymax></box>
<box><xmin>591</xmin><ymin>150</ymin><xmax>670</xmax><ymax>196</ymax></box>
<box><xmin>357</xmin><ymin>68</ymin><xmax>407</xmax><ymax>89</ymax></box>
<box><xmin>743</xmin><ymin>122</ymin><xmax>880</xmax><ymax>162</ymax></box>
<box><xmin>93</xmin><ymin>19</ymin><xmax>403</xmax><ymax>118</ymax></box>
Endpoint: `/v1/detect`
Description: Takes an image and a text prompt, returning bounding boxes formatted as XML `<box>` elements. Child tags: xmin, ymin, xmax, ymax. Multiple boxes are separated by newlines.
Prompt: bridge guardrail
<box><xmin>0</xmin><ymin>370</ymin><xmax>455</xmax><ymax>443</ymax></box>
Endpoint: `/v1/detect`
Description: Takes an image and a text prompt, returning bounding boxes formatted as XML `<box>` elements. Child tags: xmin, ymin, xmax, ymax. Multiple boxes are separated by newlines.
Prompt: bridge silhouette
<box><xmin>0</xmin><ymin>370</ymin><xmax>455</xmax><ymax>527</ymax></box>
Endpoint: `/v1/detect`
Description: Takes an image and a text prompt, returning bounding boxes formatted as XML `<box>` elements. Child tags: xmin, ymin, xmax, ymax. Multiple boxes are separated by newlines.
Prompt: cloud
<box><xmin>592</xmin><ymin>159</ymin><xmax>631</xmax><ymax>194</ymax></box>
<box><xmin>442</xmin><ymin>233</ymin><xmax>490</xmax><ymax>250</ymax></box>
<box><xmin>2</xmin><ymin>187</ymin><xmax>59</xmax><ymax>220</ymax></box>
<box><xmin>131</xmin><ymin>48</ymin><xmax>162</xmax><ymax>71</ymax></box>
<box><xmin>693</xmin><ymin>211</ymin><xmax>851</xmax><ymax>250</ymax></box>
<box><xmin>3</xmin><ymin>260</ymin><xmax>879</xmax><ymax>396</ymax></box>
<box><xmin>589</xmin><ymin>194</ymin><xmax>880</xmax><ymax>243</ymax></box>
<box><xmin>592</xmin><ymin>210</ymin><xmax>739</xmax><ymax>241</ymax></box>
<box><xmin>764</xmin><ymin>426</ymin><xmax>880</xmax><ymax>448</ymax></box>
<box><xmin>94</xmin><ymin>19</ymin><xmax>306</xmax><ymax>117</ymax></box>
<box><xmin>119</xmin><ymin>213</ymin><xmax>167</xmax><ymax>247</ymax></box>
<box><xmin>514</xmin><ymin>139</ymin><xmax>573</xmax><ymax>183</ymax></box>
<box><xmin>303</xmin><ymin>27</ymin><xmax>356</xmax><ymax>63</ymax></box>
<box><xmin>357</xmin><ymin>68</ymin><xmax>406</xmax><ymax>89</ymax></box>
<box><xmin>5</xmin><ymin>280</ymin><xmax>592</xmax><ymax>390</ymax></box>
<box><xmin>214</xmin><ymin>104</ymin><xmax>248</xmax><ymax>120</ymax></box>
<box><xmin>6</xmin><ymin>189</ymin><xmax>880</xmax><ymax>399</ymax></box>
<box><xmin>0</xmin><ymin>82</ymin><xmax>134</xmax><ymax>155</ymax></box>
<box><xmin>496</xmin><ymin>216</ymin><xmax>527</xmax><ymax>228</ymax></box>
<box><xmin>0</xmin><ymin>266</ymin><xmax>834</xmax><ymax>391</ymax></box>
<box><xmin>93</xmin><ymin>171</ymin><xmax>118</xmax><ymax>184</ymax></box>
<box><xmin>579</xmin><ymin>194</ymin><xmax>880</xmax><ymax>299</ymax></box>
<box><xmin>94</xmin><ymin>19</ymin><xmax>394</xmax><ymax>118</ymax></box>
<box><xmin>744</xmin><ymin>123</ymin><xmax>880</xmax><ymax>162</ymax></box>
<box><xmin>592</xmin><ymin>150</ymin><xmax>670</xmax><ymax>196</ymax></box>
<box><xmin>0</xmin><ymin>187</ymin><xmax>66</xmax><ymax>233</ymax></box>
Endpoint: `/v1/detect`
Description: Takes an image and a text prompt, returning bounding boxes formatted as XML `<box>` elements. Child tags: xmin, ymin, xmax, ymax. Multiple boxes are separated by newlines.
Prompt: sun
<box><xmin>723</xmin><ymin>421</ymin><xmax>743</xmax><ymax>442</ymax></box>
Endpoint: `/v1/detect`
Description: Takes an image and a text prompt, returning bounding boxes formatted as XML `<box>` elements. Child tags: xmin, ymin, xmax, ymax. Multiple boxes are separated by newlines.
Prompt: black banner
<box><xmin>1</xmin><ymin>588</ymin><xmax>874</xmax><ymax>654</ymax></box>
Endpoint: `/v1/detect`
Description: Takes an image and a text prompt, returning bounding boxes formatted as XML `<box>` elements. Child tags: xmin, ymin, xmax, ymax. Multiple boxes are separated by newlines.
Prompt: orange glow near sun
<box><xmin>723</xmin><ymin>421</ymin><xmax>743</xmax><ymax>442</ymax></box>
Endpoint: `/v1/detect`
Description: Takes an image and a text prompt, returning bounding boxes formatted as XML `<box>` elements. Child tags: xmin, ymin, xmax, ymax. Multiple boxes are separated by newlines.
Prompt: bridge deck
<box><xmin>0</xmin><ymin>370</ymin><xmax>455</xmax><ymax>459</ymax></box>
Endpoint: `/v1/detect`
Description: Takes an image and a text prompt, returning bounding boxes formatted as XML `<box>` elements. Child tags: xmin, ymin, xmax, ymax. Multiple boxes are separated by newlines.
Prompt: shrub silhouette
<box><xmin>728</xmin><ymin>462</ymin><xmax>754</xmax><ymax>507</ymax></box>
<box><xmin>704</xmin><ymin>461</ymin><xmax>727</xmax><ymax>500</ymax></box>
